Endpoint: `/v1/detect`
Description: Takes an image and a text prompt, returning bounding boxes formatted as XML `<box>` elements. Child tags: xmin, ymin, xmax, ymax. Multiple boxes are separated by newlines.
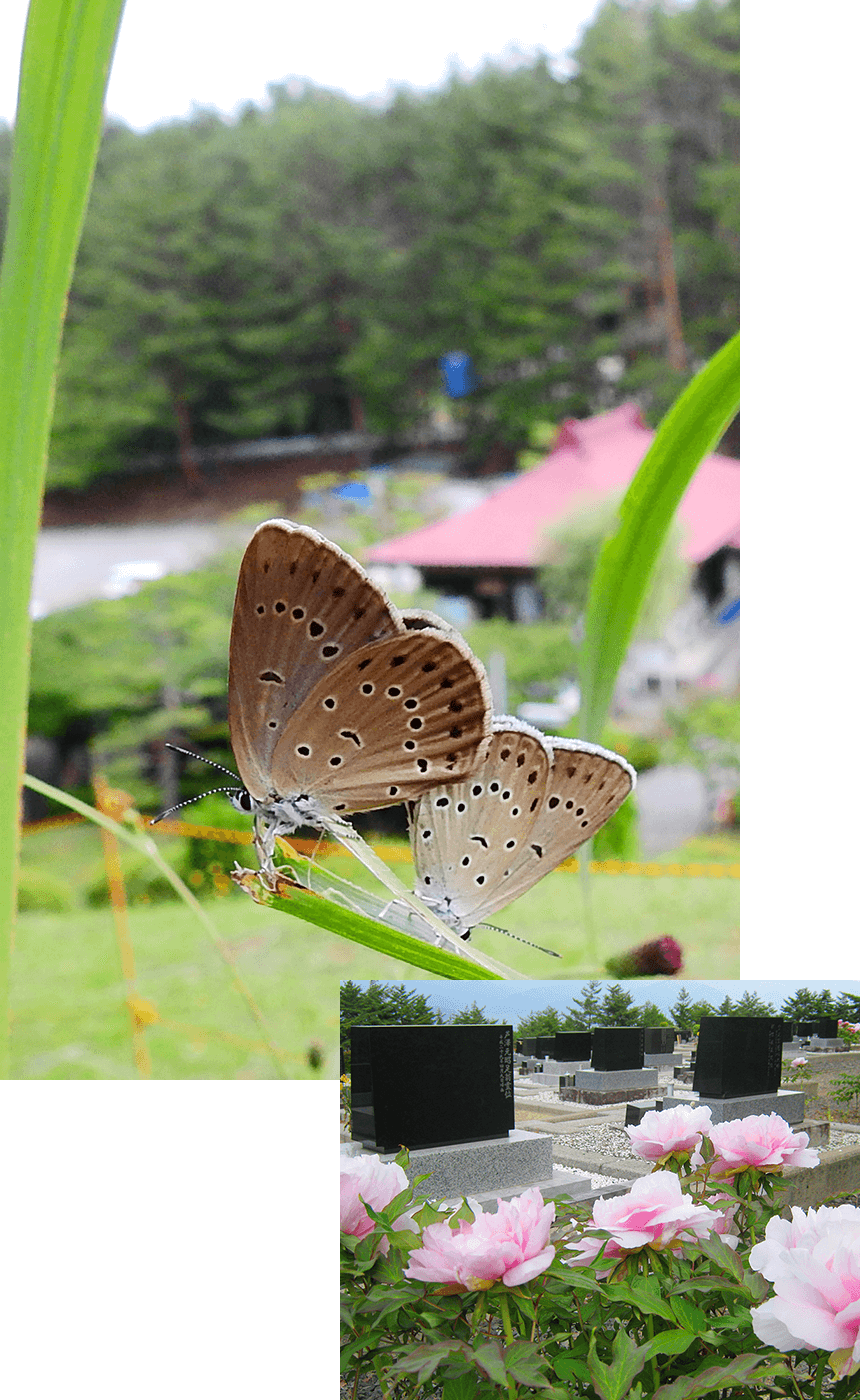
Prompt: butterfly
<box><xmin>227</xmin><ymin>519</ymin><xmax>493</xmax><ymax>868</ymax></box>
<box><xmin>404</xmin><ymin>716</ymin><xmax>636</xmax><ymax>942</ymax></box>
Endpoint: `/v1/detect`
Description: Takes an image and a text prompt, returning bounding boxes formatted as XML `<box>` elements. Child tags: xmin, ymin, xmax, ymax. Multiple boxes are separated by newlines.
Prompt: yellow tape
<box><xmin>23</xmin><ymin>813</ymin><xmax>739</xmax><ymax>877</ymax></box>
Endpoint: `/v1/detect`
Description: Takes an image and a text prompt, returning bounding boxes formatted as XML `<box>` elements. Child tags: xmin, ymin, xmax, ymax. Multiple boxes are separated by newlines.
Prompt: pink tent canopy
<box><xmin>366</xmin><ymin>402</ymin><xmax>739</xmax><ymax>570</ymax></box>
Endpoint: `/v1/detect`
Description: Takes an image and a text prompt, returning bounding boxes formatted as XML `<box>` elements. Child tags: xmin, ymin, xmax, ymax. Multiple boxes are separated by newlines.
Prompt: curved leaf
<box><xmin>579</xmin><ymin>333</ymin><xmax>740</xmax><ymax>741</ymax></box>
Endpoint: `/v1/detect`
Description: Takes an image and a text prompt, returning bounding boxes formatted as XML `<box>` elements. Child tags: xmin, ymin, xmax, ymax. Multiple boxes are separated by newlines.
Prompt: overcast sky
<box><xmin>350</xmin><ymin>981</ymin><xmax>860</xmax><ymax>1024</ymax></box>
<box><xmin>1</xmin><ymin>0</ymin><xmax>615</xmax><ymax>128</ymax></box>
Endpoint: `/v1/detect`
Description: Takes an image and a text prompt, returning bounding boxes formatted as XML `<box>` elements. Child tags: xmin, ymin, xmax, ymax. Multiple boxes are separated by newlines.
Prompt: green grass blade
<box><xmin>24</xmin><ymin>776</ymin><xmax>223</xmax><ymax>930</ymax></box>
<box><xmin>578</xmin><ymin>332</ymin><xmax>740</xmax><ymax>742</ymax></box>
<box><xmin>0</xmin><ymin>0</ymin><xmax>125</xmax><ymax>1075</ymax></box>
<box><xmin>23</xmin><ymin>774</ymin><xmax>290</xmax><ymax>1078</ymax></box>
<box><xmin>234</xmin><ymin>869</ymin><xmax>502</xmax><ymax>980</ymax></box>
<box><xmin>327</xmin><ymin>820</ymin><xmax>518</xmax><ymax>976</ymax></box>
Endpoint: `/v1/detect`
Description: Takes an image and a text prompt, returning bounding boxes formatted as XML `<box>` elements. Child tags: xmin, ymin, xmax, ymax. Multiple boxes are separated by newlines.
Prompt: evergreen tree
<box><xmin>42</xmin><ymin>4</ymin><xmax>737</xmax><ymax>485</ymax></box>
<box><xmin>732</xmin><ymin>991</ymin><xmax>776</xmax><ymax>1018</ymax></box>
<box><xmin>564</xmin><ymin>981</ymin><xmax>604</xmax><ymax>1028</ymax></box>
<box><xmin>339</xmin><ymin>980</ymin><xmax>437</xmax><ymax>1062</ymax></box>
<box><xmin>517</xmin><ymin>1006</ymin><xmax>564</xmax><ymax>1037</ymax></box>
<box><xmin>600</xmin><ymin>984</ymin><xmax>638</xmax><ymax>1025</ymax></box>
<box><xmin>637</xmin><ymin>1000</ymin><xmax>671</xmax><ymax>1027</ymax></box>
<box><xmin>449</xmin><ymin>1002</ymin><xmax>493</xmax><ymax>1025</ymax></box>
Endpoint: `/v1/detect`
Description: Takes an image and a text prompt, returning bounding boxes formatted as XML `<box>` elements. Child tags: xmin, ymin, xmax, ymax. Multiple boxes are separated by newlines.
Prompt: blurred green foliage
<box><xmin>176</xmin><ymin>794</ymin><xmax>248</xmax><ymax>896</ymax></box>
<box><xmin>16</xmin><ymin>866</ymin><xmax>75</xmax><ymax>914</ymax></box>
<box><xmin>3</xmin><ymin>0</ymin><xmax>740</xmax><ymax>488</ymax></box>
<box><xmin>84</xmin><ymin>851</ymin><xmax>179</xmax><ymax>908</ymax></box>
<box><xmin>662</xmin><ymin>692</ymin><xmax>739</xmax><ymax>771</ymax></box>
<box><xmin>463</xmin><ymin>618</ymin><xmax>579</xmax><ymax>715</ymax></box>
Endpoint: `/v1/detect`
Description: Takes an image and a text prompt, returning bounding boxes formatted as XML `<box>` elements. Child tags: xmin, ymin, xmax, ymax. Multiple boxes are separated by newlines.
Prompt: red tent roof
<box><xmin>366</xmin><ymin>402</ymin><xmax>739</xmax><ymax>570</ymax></box>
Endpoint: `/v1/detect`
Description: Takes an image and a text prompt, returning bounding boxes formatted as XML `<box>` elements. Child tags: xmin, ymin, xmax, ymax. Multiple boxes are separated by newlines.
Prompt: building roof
<box><xmin>365</xmin><ymin>402</ymin><xmax>739</xmax><ymax>571</ymax></box>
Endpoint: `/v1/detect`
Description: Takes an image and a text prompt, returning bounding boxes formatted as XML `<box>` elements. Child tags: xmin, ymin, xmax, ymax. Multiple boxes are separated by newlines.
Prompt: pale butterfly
<box><xmin>404</xmin><ymin>716</ymin><xmax>636</xmax><ymax>944</ymax></box>
<box><xmin>226</xmin><ymin>519</ymin><xmax>494</xmax><ymax>869</ymax></box>
<box><xmin>280</xmin><ymin>715</ymin><xmax>635</xmax><ymax>958</ymax></box>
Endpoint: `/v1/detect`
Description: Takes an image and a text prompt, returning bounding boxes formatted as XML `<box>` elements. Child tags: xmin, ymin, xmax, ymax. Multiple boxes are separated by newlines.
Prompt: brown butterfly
<box><xmin>227</xmin><ymin>520</ymin><xmax>493</xmax><ymax>866</ymax></box>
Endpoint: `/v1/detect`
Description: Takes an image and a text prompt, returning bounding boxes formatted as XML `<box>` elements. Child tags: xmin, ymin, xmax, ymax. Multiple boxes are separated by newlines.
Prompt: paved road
<box><xmin>31</xmin><ymin>521</ymin><xmax>248</xmax><ymax>616</ymax></box>
<box><xmin>635</xmin><ymin>764</ymin><xmax>712</xmax><ymax>856</ymax></box>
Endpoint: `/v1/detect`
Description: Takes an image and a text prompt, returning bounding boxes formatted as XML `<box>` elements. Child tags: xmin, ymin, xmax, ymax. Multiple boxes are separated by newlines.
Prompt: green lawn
<box><xmin>14</xmin><ymin>822</ymin><xmax>342</xmax><ymax>1079</ymax></box>
<box><xmin>13</xmin><ymin>822</ymin><xmax>738</xmax><ymax>1078</ymax></box>
<box><xmin>320</xmin><ymin>835</ymin><xmax>739</xmax><ymax>983</ymax></box>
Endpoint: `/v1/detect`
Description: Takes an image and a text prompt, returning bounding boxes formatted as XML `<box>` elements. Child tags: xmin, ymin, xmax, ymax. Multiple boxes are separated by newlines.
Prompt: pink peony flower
<box><xmin>750</xmin><ymin>1206</ymin><xmax>860</xmax><ymax>1380</ymax></box>
<box><xmin>626</xmin><ymin>1104</ymin><xmax>713</xmax><ymax>1162</ymax></box>
<box><xmin>403</xmin><ymin>1187</ymin><xmax>555</xmax><ymax>1291</ymax></box>
<box><xmin>703</xmin><ymin>1113</ymin><xmax>820</xmax><ymax>1178</ymax></box>
<box><xmin>566</xmin><ymin>1172</ymin><xmax>723</xmax><ymax>1271</ymax></box>
<box><xmin>703</xmin><ymin>1191</ymin><xmax>740</xmax><ymax>1245</ymax></box>
<box><xmin>790</xmin><ymin>1057</ymin><xmax>808</xmax><ymax>1068</ymax></box>
<box><xmin>340</xmin><ymin>1153</ymin><xmax>415</xmax><ymax>1245</ymax></box>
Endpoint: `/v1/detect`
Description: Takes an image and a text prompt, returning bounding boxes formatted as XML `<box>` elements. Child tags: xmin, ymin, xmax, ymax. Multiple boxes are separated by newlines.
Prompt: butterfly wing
<box><xmin>267</xmin><ymin>630</ymin><xmax>493</xmax><ymax>812</ymax></box>
<box><xmin>490</xmin><ymin>737</ymin><xmax>636</xmax><ymax>905</ymax></box>
<box><xmin>228</xmin><ymin>519</ymin><xmax>404</xmax><ymax>800</ymax></box>
<box><xmin>408</xmin><ymin>719</ymin><xmax>553</xmax><ymax>929</ymax></box>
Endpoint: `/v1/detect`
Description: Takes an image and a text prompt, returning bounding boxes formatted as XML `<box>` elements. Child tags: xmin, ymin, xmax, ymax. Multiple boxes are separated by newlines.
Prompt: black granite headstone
<box><xmin>350</xmin><ymin>1024</ymin><xmax>515</xmax><ymax>1152</ymax></box>
<box><xmin>780</xmin><ymin>1021</ymin><xmax>794</xmax><ymax>1043</ymax></box>
<box><xmin>643</xmin><ymin>1027</ymin><xmax>676</xmax><ymax>1055</ymax></box>
<box><xmin>624</xmin><ymin>1099</ymin><xmax>662</xmax><ymax>1126</ymax></box>
<box><xmin>554</xmin><ymin>1031</ymin><xmax>593</xmax><ymax>1061</ymax></box>
<box><xmin>693</xmin><ymin>1017</ymin><xmax>782</xmax><ymax>1099</ymax></box>
<box><xmin>818</xmin><ymin>1017</ymin><xmax>839</xmax><ymax>1037</ymax></box>
<box><xmin>536</xmin><ymin>1036</ymin><xmax>557</xmax><ymax>1058</ymax></box>
<box><xmin>796</xmin><ymin>1020</ymin><xmax>818</xmax><ymax>1038</ymax></box>
<box><xmin>518</xmin><ymin>1038</ymin><xmax>538</xmax><ymax>1056</ymax></box>
<box><xmin>591</xmin><ymin>1026</ymin><xmax>644</xmax><ymax>1071</ymax></box>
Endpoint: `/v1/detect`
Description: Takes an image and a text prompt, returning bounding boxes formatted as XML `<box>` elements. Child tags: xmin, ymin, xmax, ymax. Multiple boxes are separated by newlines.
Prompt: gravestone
<box><xmin>350</xmin><ymin>1023</ymin><xmax>514</xmax><ymax>1152</ymax></box>
<box><xmin>780</xmin><ymin>1021</ymin><xmax>795</xmax><ymax>1042</ymax></box>
<box><xmin>517</xmin><ymin>1038</ymin><xmax>538</xmax><ymax>1056</ymax></box>
<box><xmin>789</xmin><ymin>1019</ymin><xmax>851</xmax><ymax>1052</ymax></box>
<box><xmin>592</xmin><ymin>1027</ymin><xmax>645</xmax><ymax>1071</ymax></box>
<box><xmin>643</xmin><ymin>1025</ymin><xmax>680</xmax><ymax>1067</ymax></box>
<box><xmin>625</xmin><ymin>1099</ymin><xmax>663</xmax><ymax>1126</ymax></box>
<box><xmin>560</xmin><ymin>1026</ymin><xmax>656</xmax><ymax>1105</ymax></box>
<box><xmin>643</xmin><ymin>1028</ymin><xmax>675</xmax><ymax>1055</ymax></box>
<box><xmin>348</xmin><ymin>1024</ymin><xmax>594</xmax><ymax>1205</ymax></box>
<box><xmin>535</xmin><ymin>1036</ymin><xmax>557</xmax><ymax>1058</ymax></box>
<box><xmin>554</xmin><ymin>1031</ymin><xmax>593</xmax><ymax>1061</ymax></box>
<box><xmin>664</xmin><ymin>1019</ymin><xmax>809</xmax><ymax>1121</ymax></box>
<box><xmin>529</xmin><ymin>1032</ymin><xmax>593</xmax><ymax>1085</ymax></box>
<box><xmin>692</xmin><ymin>1017</ymin><xmax>782</xmax><ymax>1098</ymax></box>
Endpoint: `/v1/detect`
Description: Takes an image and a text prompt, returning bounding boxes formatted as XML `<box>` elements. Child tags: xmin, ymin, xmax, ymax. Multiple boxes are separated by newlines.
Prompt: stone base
<box><xmin>451</xmin><ymin>1169</ymin><xmax>595</xmax><ymax>1208</ymax></box>
<box><xmin>644</xmin><ymin>1052</ymin><xmax>685</xmax><ymax>1068</ymax></box>
<box><xmin>528</xmin><ymin>1065</ymin><xmax>589</xmax><ymax>1087</ymax></box>
<box><xmin>542</xmin><ymin>1059</ymin><xmax>592</xmax><ymax>1075</ymax></box>
<box><xmin>341</xmin><ymin>1135</ymin><xmax>593</xmax><ymax>1206</ymax></box>
<box><xmin>574</xmin><ymin>1064</ymin><xmax>661</xmax><ymax>1097</ymax></box>
<box><xmin>662</xmin><ymin>1087</ymin><xmax>807</xmax><ymax>1125</ymax></box>
<box><xmin>574</xmin><ymin>1068</ymin><xmax>659</xmax><ymax>1092</ymax></box>
<box><xmin>376</xmin><ymin>1129</ymin><xmax>553</xmax><ymax>1199</ymax></box>
<box><xmin>785</xmin><ymin>1039</ymin><xmax>847</xmax><ymax>1055</ymax></box>
<box><xmin>561</xmin><ymin>1086</ymin><xmax>659</xmax><ymax>1107</ymax></box>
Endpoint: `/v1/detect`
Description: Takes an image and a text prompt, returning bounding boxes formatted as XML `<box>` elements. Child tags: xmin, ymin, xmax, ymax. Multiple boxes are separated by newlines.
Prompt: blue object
<box><xmin>717</xmin><ymin>597</ymin><xmax>739</xmax><ymax>624</ymax></box>
<box><xmin>332</xmin><ymin>481</ymin><xmax>371</xmax><ymax>504</ymax></box>
<box><xmin>439</xmin><ymin>351</ymin><xmax>477</xmax><ymax>398</ymax></box>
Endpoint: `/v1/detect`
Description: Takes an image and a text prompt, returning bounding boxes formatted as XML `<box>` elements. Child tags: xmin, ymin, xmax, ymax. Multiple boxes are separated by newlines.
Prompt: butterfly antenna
<box><xmin>477</xmin><ymin>923</ymin><xmax>561</xmax><ymax>959</ymax></box>
<box><xmin>164</xmin><ymin>743</ymin><xmax>241</xmax><ymax>781</ymax></box>
<box><xmin>150</xmin><ymin>787</ymin><xmax>242</xmax><ymax>825</ymax></box>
